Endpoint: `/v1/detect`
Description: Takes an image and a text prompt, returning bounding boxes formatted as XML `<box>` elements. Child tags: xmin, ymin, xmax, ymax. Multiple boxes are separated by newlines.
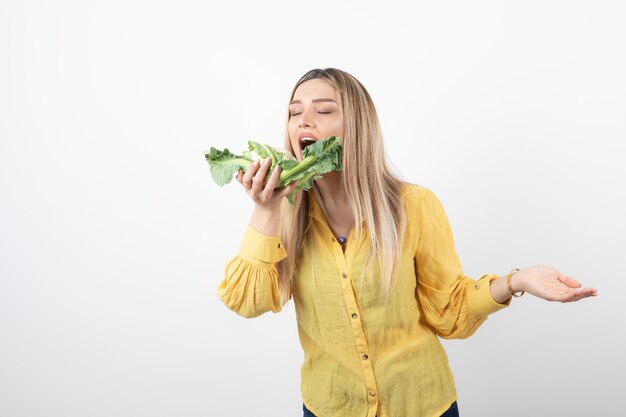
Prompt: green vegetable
<box><xmin>204</xmin><ymin>136</ymin><xmax>343</xmax><ymax>204</ymax></box>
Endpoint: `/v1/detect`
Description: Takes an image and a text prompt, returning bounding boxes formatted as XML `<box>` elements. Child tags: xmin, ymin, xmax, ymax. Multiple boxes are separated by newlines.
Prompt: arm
<box><xmin>217</xmin><ymin>157</ymin><xmax>298</xmax><ymax>318</ymax></box>
<box><xmin>414</xmin><ymin>187</ymin><xmax>510</xmax><ymax>339</ymax></box>
<box><xmin>218</xmin><ymin>226</ymin><xmax>289</xmax><ymax>318</ymax></box>
<box><xmin>413</xmin><ymin>187</ymin><xmax>598</xmax><ymax>338</ymax></box>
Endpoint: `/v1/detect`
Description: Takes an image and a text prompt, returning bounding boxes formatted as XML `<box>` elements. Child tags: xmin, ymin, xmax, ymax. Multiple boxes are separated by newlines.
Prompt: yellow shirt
<box><xmin>218</xmin><ymin>184</ymin><xmax>510</xmax><ymax>417</ymax></box>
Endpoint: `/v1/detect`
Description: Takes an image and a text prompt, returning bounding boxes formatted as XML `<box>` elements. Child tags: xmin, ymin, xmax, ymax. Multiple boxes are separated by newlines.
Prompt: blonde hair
<box><xmin>277</xmin><ymin>68</ymin><xmax>406</xmax><ymax>302</ymax></box>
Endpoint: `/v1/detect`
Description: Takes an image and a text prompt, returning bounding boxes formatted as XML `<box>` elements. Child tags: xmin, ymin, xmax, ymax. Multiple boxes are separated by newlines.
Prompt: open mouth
<box><xmin>299</xmin><ymin>137</ymin><xmax>317</xmax><ymax>151</ymax></box>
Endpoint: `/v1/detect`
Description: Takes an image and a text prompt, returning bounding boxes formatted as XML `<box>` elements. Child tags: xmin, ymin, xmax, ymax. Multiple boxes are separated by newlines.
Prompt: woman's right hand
<box><xmin>236</xmin><ymin>156</ymin><xmax>297</xmax><ymax>211</ymax></box>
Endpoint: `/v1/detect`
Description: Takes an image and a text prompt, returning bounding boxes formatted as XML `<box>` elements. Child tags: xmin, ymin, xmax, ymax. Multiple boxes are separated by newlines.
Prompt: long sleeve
<box><xmin>414</xmin><ymin>187</ymin><xmax>509</xmax><ymax>339</ymax></box>
<box><xmin>217</xmin><ymin>226</ymin><xmax>289</xmax><ymax>318</ymax></box>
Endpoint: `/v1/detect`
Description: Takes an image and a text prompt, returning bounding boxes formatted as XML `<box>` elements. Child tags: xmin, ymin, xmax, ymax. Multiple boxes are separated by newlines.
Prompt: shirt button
<box><xmin>277</xmin><ymin>243</ymin><xmax>281</xmax><ymax>248</ymax></box>
<box><xmin>351</xmin><ymin>313</ymin><xmax>358</xmax><ymax>319</ymax></box>
<box><xmin>475</xmin><ymin>284</ymin><xmax>480</xmax><ymax>290</ymax></box>
<box><xmin>369</xmin><ymin>390</ymin><xmax>376</xmax><ymax>397</ymax></box>
<box><xmin>342</xmin><ymin>273</ymin><xmax>348</xmax><ymax>278</ymax></box>
<box><xmin>362</xmin><ymin>354</ymin><xmax>369</xmax><ymax>360</ymax></box>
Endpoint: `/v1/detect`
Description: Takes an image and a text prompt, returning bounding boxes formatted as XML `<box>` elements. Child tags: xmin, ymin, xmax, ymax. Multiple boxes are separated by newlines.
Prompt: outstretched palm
<box><xmin>518</xmin><ymin>265</ymin><xmax>597</xmax><ymax>302</ymax></box>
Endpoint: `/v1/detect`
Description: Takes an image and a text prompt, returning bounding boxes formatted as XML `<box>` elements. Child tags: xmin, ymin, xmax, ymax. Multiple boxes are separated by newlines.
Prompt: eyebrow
<box><xmin>289</xmin><ymin>98</ymin><xmax>337</xmax><ymax>105</ymax></box>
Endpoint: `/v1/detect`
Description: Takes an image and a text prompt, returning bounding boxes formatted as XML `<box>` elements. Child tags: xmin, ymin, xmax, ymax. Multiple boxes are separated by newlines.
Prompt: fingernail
<box><xmin>265</xmin><ymin>157</ymin><xmax>271</xmax><ymax>165</ymax></box>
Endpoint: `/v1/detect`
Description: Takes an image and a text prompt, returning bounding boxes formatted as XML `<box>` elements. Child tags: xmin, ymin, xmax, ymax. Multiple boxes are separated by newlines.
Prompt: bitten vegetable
<box><xmin>204</xmin><ymin>136</ymin><xmax>342</xmax><ymax>204</ymax></box>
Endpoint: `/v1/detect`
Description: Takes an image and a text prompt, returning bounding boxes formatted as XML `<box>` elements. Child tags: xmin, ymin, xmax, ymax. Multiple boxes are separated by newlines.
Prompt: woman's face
<box><xmin>288</xmin><ymin>78</ymin><xmax>344</xmax><ymax>160</ymax></box>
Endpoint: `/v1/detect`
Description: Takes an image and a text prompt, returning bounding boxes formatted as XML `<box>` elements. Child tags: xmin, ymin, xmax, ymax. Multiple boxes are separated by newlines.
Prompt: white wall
<box><xmin>1</xmin><ymin>1</ymin><xmax>624</xmax><ymax>416</ymax></box>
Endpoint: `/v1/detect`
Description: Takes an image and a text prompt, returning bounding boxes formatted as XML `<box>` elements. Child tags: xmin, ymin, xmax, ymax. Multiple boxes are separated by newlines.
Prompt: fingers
<box><xmin>241</xmin><ymin>159</ymin><xmax>260</xmax><ymax>189</ymax></box>
<box><xmin>236</xmin><ymin>168</ymin><xmax>245</xmax><ymax>184</ymax></box>
<box><xmin>558</xmin><ymin>274</ymin><xmax>583</xmax><ymax>289</ymax></box>
<box><xmin>575</xmin><ymin>286</ymin><xmax>598</xmax><ymax>298</ymax></box>
<box><xmin>556</xmin><ymin>275</ymin><xmax>599</xmax><ymax>301</ymax></box>
<box><xmin>238</xmin><ymin>158</ymin><xmax>296</xmax><ymax>206</ymax></box>
<box><xmin>261</xmin><ymin>163</ymin><xmax>282</xmax><ymax>199</ymax></box>
<box><xmin>266</xmin><ymin>172</ymin><xmax>298</xmax><ymax>201</ymax></box>
<box><xmin>251</xmin><ymin>157</ymin><xmax>272</xmax><ymax>194</ymax></box>
<box><xmin>561</xmin><ymin>286</ymin><xmax>598</xmax><ymax>302</ymax></box>
<box><xmin>240</xmin><ymin>158</ymin><xmax>270</xmax><ymax>191</ymax></box>
<box><xmin>277</xmin><ymin>181</ymin><xmax>298</xmax><ymax>199</ymax></box>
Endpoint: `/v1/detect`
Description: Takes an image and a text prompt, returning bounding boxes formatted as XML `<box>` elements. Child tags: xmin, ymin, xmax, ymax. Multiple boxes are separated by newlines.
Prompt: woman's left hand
<box><xmin>513</xmin><ymin>265</ymin><xmax>598</xmax><ymax>302</ymax></box>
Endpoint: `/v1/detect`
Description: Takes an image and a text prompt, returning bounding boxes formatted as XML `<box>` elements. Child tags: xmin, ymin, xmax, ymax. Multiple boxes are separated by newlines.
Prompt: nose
<box><xmin>298</xmin><ymin>118</ymin><xmax>314</xmax><ymax>128</ymax></box>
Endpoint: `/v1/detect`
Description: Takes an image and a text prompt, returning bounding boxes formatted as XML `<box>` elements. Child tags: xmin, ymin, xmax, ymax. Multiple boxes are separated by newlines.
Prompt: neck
<box><xmin>315</xmin><ymin>171</ymin><xmax>348</xmax><ymax>206</ymax></box>
<box><xmin>314</xmin><ymin>172</ymin><xmax>354</xmax><ymax>241</ymax></box>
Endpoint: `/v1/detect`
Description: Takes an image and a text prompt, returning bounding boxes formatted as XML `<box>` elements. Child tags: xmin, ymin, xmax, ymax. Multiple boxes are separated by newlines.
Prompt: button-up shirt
<box><xmin>218</xmin><ymin>184</ymin><xmax>509</xmax><ymax>417</ymax></box>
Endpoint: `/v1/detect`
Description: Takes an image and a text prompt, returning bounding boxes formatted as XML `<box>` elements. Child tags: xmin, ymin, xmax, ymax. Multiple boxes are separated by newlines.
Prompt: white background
<box><xmin>1</xmin><ymin>1</ymin><xmax>625</xmax><ymax>416</ymax></box>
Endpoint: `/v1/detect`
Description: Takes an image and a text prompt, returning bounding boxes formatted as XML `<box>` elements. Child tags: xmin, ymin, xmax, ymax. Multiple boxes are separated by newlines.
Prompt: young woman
<box><xmin>218</xmin><ymin>68</ymin><xmax>597</xmax><ymax>417</ymax></box>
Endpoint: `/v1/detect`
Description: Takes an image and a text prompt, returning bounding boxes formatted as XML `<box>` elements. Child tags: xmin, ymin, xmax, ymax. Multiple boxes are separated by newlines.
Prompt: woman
<box><xmin>218</xmin><ymin>68</ymin><xmax>597</xmax><ymax>417</ymax></box>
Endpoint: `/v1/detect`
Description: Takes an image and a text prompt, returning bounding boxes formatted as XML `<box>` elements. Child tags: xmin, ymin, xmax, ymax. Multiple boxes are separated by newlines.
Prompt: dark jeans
<box><xmin>302</xmin><ymin>400</ymin><xmax>459</xmax><ymax>417</ymax></box>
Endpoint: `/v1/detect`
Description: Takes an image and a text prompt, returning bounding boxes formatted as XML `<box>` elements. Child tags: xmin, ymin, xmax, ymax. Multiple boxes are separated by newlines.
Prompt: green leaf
<box><xmin>204</xmin><ymin>137</ymin><xmax>343</xmax><ymax>204</ymax></box>
<box><xmin>204</xmin><ymin>147</ymin><xmax>253</xmax><ymax>186</ymax></box>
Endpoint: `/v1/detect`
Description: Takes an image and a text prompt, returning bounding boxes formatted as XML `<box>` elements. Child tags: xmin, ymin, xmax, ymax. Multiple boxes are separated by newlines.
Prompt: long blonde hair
<box><xmin>277</xmin><ymin>68</ymin><xmax>406</xmax><ymax>302</ymax></box>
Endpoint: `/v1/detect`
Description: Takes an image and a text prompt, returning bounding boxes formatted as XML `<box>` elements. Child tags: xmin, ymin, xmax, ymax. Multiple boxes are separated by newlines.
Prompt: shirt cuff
<box><xmin>467</xmin><ymin>274</ymin><xmax>511</xmax><ymax>317</ymax></box>
<box><xmin>240</xmin><ymin>225</ymin><xmax>288</xmax><ymax>264</ymax></box>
